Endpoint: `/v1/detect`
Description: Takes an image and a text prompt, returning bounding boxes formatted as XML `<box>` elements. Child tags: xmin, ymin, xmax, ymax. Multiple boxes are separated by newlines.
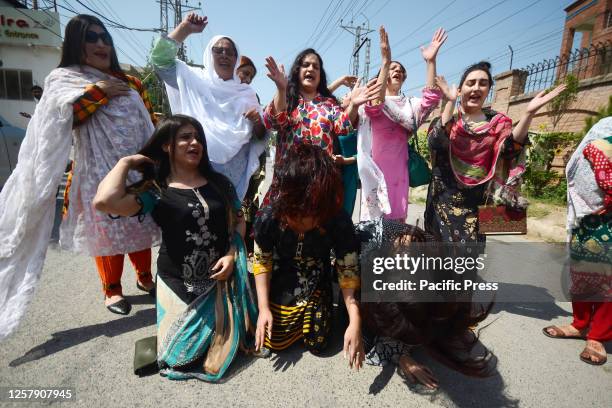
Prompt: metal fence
<box><xmin>522</xmin><ymin>41</ymin><xmax>611</xmax><ymax>94</ymax></box>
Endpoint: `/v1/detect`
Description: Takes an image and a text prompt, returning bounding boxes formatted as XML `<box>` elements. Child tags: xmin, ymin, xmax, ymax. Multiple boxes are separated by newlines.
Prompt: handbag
<box><xmin>133</xmin><ymin>335</ymin><xmax>158</xmax><ymax>376</ymax></box>
<box><xmin>478</xmin><ymin>186</ymin><xmax>527</xmax><ymax>235</ymax></box>
<box><xmin>407</xmin><ymin>97</ymin><xmax>431</xmax><ymax>187</ymax></box>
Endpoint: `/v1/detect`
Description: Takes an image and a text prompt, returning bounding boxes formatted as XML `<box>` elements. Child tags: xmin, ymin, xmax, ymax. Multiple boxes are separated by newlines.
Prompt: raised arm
<box><xmin>93</xmin><ymin>154</ymin><xmax>153</xmax><ymax>216</ymax></box>
<box><xmin>512</xmin><ymin>83</ymin><xmax>567</xmax><ymax>143</ymax></box>
<box><xmin>374</xmin><ymin>26</ymin><xmax>391</xmax><ymax>104</ymax></box>
<box><xmin>435</xmin><ymin>76</ymin><xmax>458</xmax><ymax>126</ymax></box>
<box><xmin>328</xmin><ymin>75</ymin><xmax>358</xmax><ymax>93</ymax></box>
<box><xmin>168</xmin><ymin>12</ymin><xmax>207</xmax><ymax>44</ymax></box>
<box><xmin>420</xmin><ymin>28</ymin><xmax>447</xmax><ymax>88</ymax></box>
<box><xmin>265</xmin><ymin>56</ymin><xmax>288</xmax><ymax>115</ymax></box>
<box><xmin>345</xmin><ymin>79</ymin><xmax>383</xmax><ymax>126</ymax></box>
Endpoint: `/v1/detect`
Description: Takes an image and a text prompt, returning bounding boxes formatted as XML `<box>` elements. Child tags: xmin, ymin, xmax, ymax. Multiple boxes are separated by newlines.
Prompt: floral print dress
<box><xmin>262</xmin><ymin>95</ymin><xmax>353</xmax><ymax>206</ymax></box>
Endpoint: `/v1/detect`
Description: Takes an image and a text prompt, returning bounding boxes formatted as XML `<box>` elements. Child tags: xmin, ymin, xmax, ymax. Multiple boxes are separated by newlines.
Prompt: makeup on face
<box><xmin>83</xmin><ymin>24</ymin><xmax>112</xmax><ymax>71</ymax></box>
<box><xmin>459</xmin><ymin>70</ymin><xmax>491</xmax><ymax>110</ymax></box>
<box><xmin>299</xmin><ymin>54</ymin><xmax>321</xmax><ymax>91</ymax></box>
<box><xmin>174</xmin><ymin>124</ymin><xmax>203</xmax><ymax>165</ymax></box>
<box><xmin>212</xmin><ymin>38</ymin><xmax>237</xmax><ymax>81</ymax></box>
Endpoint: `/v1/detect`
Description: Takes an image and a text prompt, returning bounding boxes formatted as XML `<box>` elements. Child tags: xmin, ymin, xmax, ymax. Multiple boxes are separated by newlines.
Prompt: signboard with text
<box><xmin>0</xmin><ymin>8</ymin><xmax>61</xmax><ymax>47</ymax></box>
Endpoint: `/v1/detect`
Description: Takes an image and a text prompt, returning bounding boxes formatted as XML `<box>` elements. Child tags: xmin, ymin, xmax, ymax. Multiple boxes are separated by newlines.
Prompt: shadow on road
<box><xmin>9</xmin><ymin>308</ymin><xmax>156</xmax><ymax>367</ymax></box>
<box><xmin>366</xmin><ymin>341</ymin><xmax>519</xmax><ymax>407</ymax></box>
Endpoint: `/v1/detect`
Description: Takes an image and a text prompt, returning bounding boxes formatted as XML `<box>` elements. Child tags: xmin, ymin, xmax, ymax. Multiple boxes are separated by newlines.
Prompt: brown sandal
<box><xmin>580</xmin><ymin>343</ymin><xmax>607</xmax><ymax>365</ymax></box>
<box><xmin>542</xmin><ymin>325</ymin><xmax>585</xmax><ymax>339</ymax></box>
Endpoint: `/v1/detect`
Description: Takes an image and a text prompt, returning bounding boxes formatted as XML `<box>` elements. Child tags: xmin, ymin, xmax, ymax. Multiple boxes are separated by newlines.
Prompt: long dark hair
<box><xmin>272</xmin><ymin>143</ymin><xmax>342</xmax><ymax>225</ymax></box>
<box><xmin>131</xmin><ymin>115</ymin><xmax>236</xmax><ymax>218</ymax></box>
<box><xmin>361</xmin><ymin>224</ymin><xmax>495</xmax><ymax>377</ymax></box>
<box><xmin>286</xmin><ymin>48</ymin><xmax>336</xmax><ymax>113</ymax></box>
<box><xmin>58</xmin><ymin>14</ymin><xmax>123</xmax><ymax>74</ymax></box>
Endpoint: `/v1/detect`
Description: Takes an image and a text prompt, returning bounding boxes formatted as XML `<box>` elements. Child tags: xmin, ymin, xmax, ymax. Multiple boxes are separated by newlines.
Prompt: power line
<box><xmin>371</xmin><ymin>0</ymin><xmax>510</xmax><ymax>69</ymax></box>
<box><xmin>72</xmin><ymin>0</ymin><xmax>161</xmax><ymax>32</ymax></box>
<box><xmin>78</xmin><ymin>0</ymin><xmax>148</xmax><ymax>62</ymax></box>
<box><xmin>391</xmin><ymin>0</ymin><xmax>457</xmax><ymax>50</ymax></box>
<box><xmin>369</xmin><ymin>0</ymin><xmax>392</xmax><ymax>20</ymax></box>
<box><xmin>303</xmin><ymin>0</ymin><xmax>335</xmax><ymax>47</ymax></box>
<box><xmin>403</xmin><ymin>0</ymin><xmax>544</xmax><ymax>71</ymax></box>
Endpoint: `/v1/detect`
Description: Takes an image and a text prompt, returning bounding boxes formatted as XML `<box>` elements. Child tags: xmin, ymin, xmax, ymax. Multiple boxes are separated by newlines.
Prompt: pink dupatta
<box><xmin>449</xmin><ymin>110</ymin><xmax>513</xmax><ymax>187</ymax></box>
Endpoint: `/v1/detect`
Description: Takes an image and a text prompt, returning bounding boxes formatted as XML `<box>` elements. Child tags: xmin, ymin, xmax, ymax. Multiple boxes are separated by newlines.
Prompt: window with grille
<box><xmin>0</xmin><ymin>69</ymin><xmax>34</xmax><ymax>101</ymax></box>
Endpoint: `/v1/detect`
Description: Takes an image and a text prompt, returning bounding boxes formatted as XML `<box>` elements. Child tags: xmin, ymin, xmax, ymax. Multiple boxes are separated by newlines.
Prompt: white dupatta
<box><xmin>164</xmin><ymin>35</ymin><xmax>266</xmax><ymax>199</ymax></box>
<box><xmin>566</xmin><ymin>117</ymin><xmax>612</xmax><ymax>231</ymax></box>
<box><xmin>357</xmin><ymin>96</ymin><xmax>421</xmax><ymax>221</ymax></box>
<box><xmin>0</xmin><ymin>66</ymin><xmax>159</xmax><ymax>340</ymax></box>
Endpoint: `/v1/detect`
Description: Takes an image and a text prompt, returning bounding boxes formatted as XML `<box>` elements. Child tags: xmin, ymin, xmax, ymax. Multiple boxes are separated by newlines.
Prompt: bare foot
<box><xmin>104</xmin><ymin>294</ymin><xmax>125</xmax><ymax>306</ymax></box>
<box><xmin>543</xmin><ymin>324</ymin><xmax>585</xmax><ymax>338</ymax></box>
<box><xmin>580</xmin><ymin>340</ymin><xmax>607</xmax><ymax>365</ymax></box>
<box><xmin>399</xmin><ymin>354</ymin><xmax>439</xmax><ymax>389</ymax></box>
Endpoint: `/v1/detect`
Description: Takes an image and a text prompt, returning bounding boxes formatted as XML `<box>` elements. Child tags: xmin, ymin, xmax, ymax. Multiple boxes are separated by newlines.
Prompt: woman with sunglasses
<box><xmin>0</xmin><ymin>15</ymin><xmax>160</xmax><ymax>337</ymax></box>
<box><xmin>150</xmin><ymin>12</ymin><xmax>266</xmax><ymax>202</ymax></box>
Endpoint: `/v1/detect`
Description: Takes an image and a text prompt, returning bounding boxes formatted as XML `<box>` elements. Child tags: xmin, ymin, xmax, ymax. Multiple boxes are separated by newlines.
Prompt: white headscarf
<box><xmin>566</xmin><ymin>117</ymin><xmax>612</xmax><ymax>231</ymax></box>
<box><xmin>165</xmin><ymin>35</ymin><xmax>264</xmax><ymax>165</ymax></box>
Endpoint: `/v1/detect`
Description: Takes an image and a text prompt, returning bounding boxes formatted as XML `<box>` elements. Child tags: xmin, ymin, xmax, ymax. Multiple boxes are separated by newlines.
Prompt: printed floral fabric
<box><xmin>139</xmin><ymin>184</ymin><xmax>233</xmax><ymax>302</ymax></box>
<box><xmin>424</xmin><ymin>113</ymin><xmax>523</xmax><ymax>243</ymax></box>
<box><xmin>261</xmin><ymin>95</ymin><xmax>353</xmax><ymax>207</ymax></box>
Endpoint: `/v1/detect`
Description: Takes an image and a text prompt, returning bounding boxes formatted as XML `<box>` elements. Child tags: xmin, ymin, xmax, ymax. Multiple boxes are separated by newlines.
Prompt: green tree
<box><xmin>549</xmin><ymin>74</ymin><xmax>579</xmax><ymax>130</ymax></box>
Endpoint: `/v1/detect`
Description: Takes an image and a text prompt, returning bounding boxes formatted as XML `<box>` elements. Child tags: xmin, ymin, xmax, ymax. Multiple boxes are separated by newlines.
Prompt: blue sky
<box><xmin>49</xmin><ymin>0</ymin><xmax>569</xmax><ymax>104</ymax></box>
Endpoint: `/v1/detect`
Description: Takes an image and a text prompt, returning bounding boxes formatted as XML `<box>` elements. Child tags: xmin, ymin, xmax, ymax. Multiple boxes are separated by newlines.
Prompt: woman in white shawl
<box><xmin>150</xmin><ymin>12</ymin><xmax>266</xmax><ymax>201</ymax></box>
<box><xmin>0</xmin><ymin>15</ymin><xmax>160</xmax><ymax>339</ymax></box>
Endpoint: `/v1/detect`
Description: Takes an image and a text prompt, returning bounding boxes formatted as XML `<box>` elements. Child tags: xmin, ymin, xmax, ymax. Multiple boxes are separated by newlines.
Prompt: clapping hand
<box><xmin>265</xmin><ymin>57</ymin><xmax>288</xmax><ymax>91</ymax></box>
<box><xmin>421</xmin><ymin>28</ymin><xmax>447</xmax><ymax>62</ymax></box>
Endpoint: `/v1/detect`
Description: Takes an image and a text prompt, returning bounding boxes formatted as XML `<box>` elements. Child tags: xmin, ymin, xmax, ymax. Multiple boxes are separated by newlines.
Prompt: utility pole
<box><xmin>363</xmin><ymin>38</ymin><xmax>371</xmax><ymax>80</ymax></box>
<box><xmin>158</xmin><ymin>0</ymin><xmax>199</xmax><ymax>61</ymax></box>
<box><xmin>341</xmin><ymin>19</ymin><xmax>373</xmax><ymax>78</ymax></box>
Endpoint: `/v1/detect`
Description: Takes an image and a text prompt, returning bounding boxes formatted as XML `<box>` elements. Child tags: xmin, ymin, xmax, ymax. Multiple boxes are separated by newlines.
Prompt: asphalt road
<box><xmin>1</xmin><ymin>153</ymin><xmax>610</xmax><ymax>407</ymax></box>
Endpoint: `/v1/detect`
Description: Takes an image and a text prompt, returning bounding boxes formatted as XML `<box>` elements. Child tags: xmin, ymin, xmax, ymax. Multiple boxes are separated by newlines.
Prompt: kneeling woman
<box><xmin>253</xmin><ymin>144</ymin><xmax>363</xmax><ymax>369</ymax></box>
<box><xmin>94</xmin><ymin>115</ymin><xmax>257</xmax><ymax>381</ymax></box>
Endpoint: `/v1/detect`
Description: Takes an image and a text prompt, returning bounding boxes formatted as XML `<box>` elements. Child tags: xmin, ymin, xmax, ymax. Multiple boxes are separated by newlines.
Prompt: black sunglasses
<box><xmin>211</xmin><ymin>46</ymin><xmax>236</xmax><ymax>57</ymax></box>
<box><xmin>85</xmin><ymin>30</ymin><xmax>112</xmax><ymax>46</ymax></box>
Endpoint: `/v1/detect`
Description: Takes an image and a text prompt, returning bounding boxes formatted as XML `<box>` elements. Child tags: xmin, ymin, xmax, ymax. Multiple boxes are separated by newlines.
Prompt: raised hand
<box><xmin>435</xmin><ymin>76</ymin><xmax>457</xmax><ymax>101</ymax></box>
<box><xmin>182</xmin><ymin>12</ymin><xmax>208</xmax><ymax>35</ymax></box>
<box><xmin>350</xmin><ymin>78</ymin><xmax>383</xmax><ymax>107</ymax></box>
<box><xmin>421</xmin><ymin>28</ymin><xmax>447</xmax><ymax>62</ymax></box>
<box><xmin>379</xmin><ymin>26</ymin><xmax>391</xmax><ymax>66</ymax></box>
<box><xmin>265</xmin><ymin>56</ymin><xmax>288</xmax><ymax>91</ymax></box>
<box><xmin>526</xmin><ymin>83</ymin><xmax>568</xmax><ymax>115</ymax></box>
<box><xmin>341</xmin><ymin>75</ymin><xmax>358</xmax><ymax>88</ymax></box>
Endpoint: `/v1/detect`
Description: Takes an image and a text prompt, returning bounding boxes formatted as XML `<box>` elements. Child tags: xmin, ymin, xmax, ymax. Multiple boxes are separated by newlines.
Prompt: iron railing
<box><xmin>522</xmin><ymin>41</ymin><xmax>611</xmax><ymax>94</ymax></box>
